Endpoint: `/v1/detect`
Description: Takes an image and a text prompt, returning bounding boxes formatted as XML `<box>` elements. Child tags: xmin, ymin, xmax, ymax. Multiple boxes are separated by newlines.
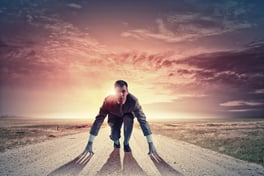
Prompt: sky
<box><xmin>0</xmin><ymin>0</ymin><xmax>264</xmax><ymax>119</ymax></box>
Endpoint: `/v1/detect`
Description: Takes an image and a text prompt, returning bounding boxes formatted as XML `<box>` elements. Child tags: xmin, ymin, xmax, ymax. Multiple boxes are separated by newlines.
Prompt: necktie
<box><xmin>120</xmin><ymin>103</ymin><xmax>123</xmax><ymax>116</ymax></box>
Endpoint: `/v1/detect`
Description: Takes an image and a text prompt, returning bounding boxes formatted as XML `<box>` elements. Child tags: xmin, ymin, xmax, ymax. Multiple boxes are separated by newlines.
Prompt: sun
<box><xmin>107</xmin><ymin>88</ymin><xmax>116</xmax><ymax>96</ymax></box>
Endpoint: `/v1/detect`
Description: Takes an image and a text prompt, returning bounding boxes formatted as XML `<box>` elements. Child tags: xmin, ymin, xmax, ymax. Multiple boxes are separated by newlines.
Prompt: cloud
<box><xmin>227</xmin><ymin>109</ymin><xmax>260</xmax><ymax>112</ymax></box>
<box><xmin>66</xmin><ymin>3</ymin><xmax>82</xmax><ymax>9</ymax></box>
<box><xmin>220</xmin><ymin>100</ymin><xmax>264</xmax><ymax>107</ymax></box>
<box><xmin>253</xmin><ymin>89</ymin><xmax>264</xmax><ymax>94</ymax></box>
<box><xmin>26</xmin><ymin>14</ymin><xmax>33</xmax><ymax>23</ymax></box>
<box><xmin>121</xmin><ymin>0</ymin><xmax>255</xmax><ymax>43</ymax></box>
<box><xmin>168</xmin><ymin>43</ymin><xmax>264</xmax><ymax>89</ymax></box>
<box><xmin>122</xmin><ymin>4</ymin><xmax>252</xmax><ymax>43</ymax></box>
<box><xmin>0</xmin><ymin>11</ymin><xmax>107</xmax><ymax>87</ymax></box>
<box><xmin>125</xmin><ymin>42</ymin><xmax>264</xmax><ymax>117</ymax></box>
<box><xmin>2</xmin><ymin>33</ymin><xmax>263</xmax><ymax>108</ymax></box>
<box><xmin>0</xmin><ymin>39</ymin><xmax>8</xmax><ymax>48</ymax></box>
<box><xmin>0</xmin><ymin>31</ymin><xmax>210</xmax><ymax>105</ymax></box>
<box><xmin>121</xmin><ymin>18</ymin><xmax>198</xmax><ymax>43</ymax></box>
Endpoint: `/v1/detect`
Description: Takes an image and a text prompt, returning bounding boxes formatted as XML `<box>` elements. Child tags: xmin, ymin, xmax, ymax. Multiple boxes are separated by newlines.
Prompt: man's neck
<box><xmin>117</xmin><ymin>98</ymin><xmax>126</xmax><ymax>105</ymax></box>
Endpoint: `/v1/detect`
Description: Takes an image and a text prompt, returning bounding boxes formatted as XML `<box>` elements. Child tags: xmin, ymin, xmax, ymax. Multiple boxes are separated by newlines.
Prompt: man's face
<box><xmin>115</xmin><ymin>85</ymin><xmax>128</xmax><ymax>104</ymax></box>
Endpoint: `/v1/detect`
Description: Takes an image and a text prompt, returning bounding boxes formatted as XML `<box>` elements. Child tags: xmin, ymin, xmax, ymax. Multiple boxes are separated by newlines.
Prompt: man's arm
<box><xmin>84</xmin><ymin>99</ymin><xmax>108</xmax><ymax>153</ymax></box>
<box><xmin>133</xmin><ymin>100</ymin><xmax>152</xmax><ymax>136</ymax></box>
<box><xmin>89</xmin><ymin>99</ymin><xmax>108</xmax><ymax>136</ymax></box>
<box><xmin>133</xmin><ymin>99</ymin><xmax>160</xmax><ymax>161</ymax></box>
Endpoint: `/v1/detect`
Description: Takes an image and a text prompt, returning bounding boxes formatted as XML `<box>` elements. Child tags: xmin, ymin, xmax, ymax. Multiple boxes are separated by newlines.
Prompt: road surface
<box><xmin>0</xmin><ymin>127</ymin><xmax>263</xmax><ymax>176</ymax></box>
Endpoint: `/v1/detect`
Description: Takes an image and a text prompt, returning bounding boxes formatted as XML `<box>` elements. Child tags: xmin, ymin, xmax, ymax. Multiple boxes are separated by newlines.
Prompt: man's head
<box><xmin>114</xmin><ymin>80</ymin><xmax>128</xmax><ymax>104</ymax></box>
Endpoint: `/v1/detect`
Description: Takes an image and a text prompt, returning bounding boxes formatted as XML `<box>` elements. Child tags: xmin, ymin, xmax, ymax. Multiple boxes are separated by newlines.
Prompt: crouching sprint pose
<box><xmin>83</xmin><ymin>80</ymin><xmax>160</xmax><ymax>159</ymax></box>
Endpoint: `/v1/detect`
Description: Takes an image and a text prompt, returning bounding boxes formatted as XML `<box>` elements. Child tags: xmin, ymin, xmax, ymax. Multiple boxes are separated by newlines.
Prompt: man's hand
<box><xmin>148</xmin><ymin>142</ymin><xmax>161</xmax><ymax>162</ymax></box>
<box><xmin>83</xmin><ymin>141</ymin><xmax>94</xmax><ymax>155</ymax></box>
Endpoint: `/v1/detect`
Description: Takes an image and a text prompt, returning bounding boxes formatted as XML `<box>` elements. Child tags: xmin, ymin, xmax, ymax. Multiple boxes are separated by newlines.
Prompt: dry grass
<box><xmin>149</xmin><ymin>119</ymin><xmax>264</xmax><ymax>166</ymax></box>
<box><xmin>0</xmin><ymin>118</ymin><xmax>94</xmax><ymax>152</ymax></box>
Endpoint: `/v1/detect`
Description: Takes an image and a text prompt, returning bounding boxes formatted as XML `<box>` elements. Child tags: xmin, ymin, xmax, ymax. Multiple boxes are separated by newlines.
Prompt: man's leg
<box><xmin>123</xmin><ymin>113</ymin><xmax>134</xmax><ymax>152</ymax></box>
<box><xmin>108</xmin><ymin>114</ymin><xmax>123</xmax><ymax>148</ymax></box>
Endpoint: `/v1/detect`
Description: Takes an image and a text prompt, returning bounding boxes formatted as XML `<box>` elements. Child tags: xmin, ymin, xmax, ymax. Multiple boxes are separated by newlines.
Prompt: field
<box><xmin>0</xmin><ymin>118</ymin><xmax>94</xmax><ymax>152</ymax></box>
<box><xmin>1</xmin><ymin>117</ymin><xmax>263</xmax><ymax>166</ymax></box>
<box><xmin>149</xmin><ymin>118</ymin><xmax>264</xmax><ymax>166</ymax></box>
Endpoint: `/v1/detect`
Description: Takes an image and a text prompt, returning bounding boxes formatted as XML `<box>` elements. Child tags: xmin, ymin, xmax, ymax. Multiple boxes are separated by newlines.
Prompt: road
<box><xmin>0</xmin><ymin>127</ymin><xmax>263</xmax><ymax>176</ymax></box>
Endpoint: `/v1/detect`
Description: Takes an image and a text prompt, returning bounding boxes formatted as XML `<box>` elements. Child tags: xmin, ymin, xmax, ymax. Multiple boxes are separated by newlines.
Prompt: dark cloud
<box><xmin>155</xmin><ymin>43</ymin><xmax>264</xmax><ymax>89</ymax></box>
<box><xmin>178</xmin><ymin>44</ymin><xmax>264</xmax><ymax>117</ymax></box>
<box><xmin>177</xmin><ymin>44</ymin><xmax>264</xmax><ymax>88</ymax></box>
<box><xmin>0</xmin><ymin>40</ymin><xmax>8</xmax><ymax>48</ymax></box>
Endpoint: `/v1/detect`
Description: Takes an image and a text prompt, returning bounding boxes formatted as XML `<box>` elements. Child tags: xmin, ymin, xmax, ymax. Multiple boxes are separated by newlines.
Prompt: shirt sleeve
<box><xmin>89</xmin><ymin>98</ymin><xmax>108</xmax><ymax>136</ymax></box>
<box><xmin>133</xmin><ymin>99</ymin><xmax>152</xmax><ymax>136</ymax></box>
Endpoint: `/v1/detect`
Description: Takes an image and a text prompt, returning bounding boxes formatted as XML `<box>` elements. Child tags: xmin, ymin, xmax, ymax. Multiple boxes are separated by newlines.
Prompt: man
<box><xmin>83</xmin><ymin>80</ymin><xmax>159</xmax><ymax>159</ymax></box>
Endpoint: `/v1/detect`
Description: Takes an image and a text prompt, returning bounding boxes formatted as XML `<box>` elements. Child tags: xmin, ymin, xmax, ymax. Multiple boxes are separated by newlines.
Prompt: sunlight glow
<box><xmin>107</xmin><ymin>88</ymin><xmax>116</xmax><ymax>96</ymax></box>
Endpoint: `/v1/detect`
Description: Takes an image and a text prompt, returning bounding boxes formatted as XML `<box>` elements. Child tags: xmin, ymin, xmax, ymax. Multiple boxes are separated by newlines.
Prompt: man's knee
<box><xmin>109</xmin><ymin>124</ymin><xmax>121</xmax><ymax>141</ymax></box>
<box><xmin>110</xmin><ymin>133</ymin><xmax>120</xmax><ymax>141</ymax></box>
<box><xmin>108</xmin><ymin>114</ymin><xmax>122</xmax><ymax>127</ymax></box>
<box><xmin>108</xmin><ymin>122</ymin><xmax>114</xmax><ymax>127</ymax></box>
<box><xmin>123</xmin><ymin>113</ymin><xmax>134</xmax><ymax>128</ymax></box>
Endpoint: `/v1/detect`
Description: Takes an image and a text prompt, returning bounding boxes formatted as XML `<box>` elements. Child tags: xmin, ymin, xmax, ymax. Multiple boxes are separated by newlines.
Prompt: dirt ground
<box><xmin>0</xmin><ymin>127</ymin><xmax>263</xmax><ymax>176</ymax></box>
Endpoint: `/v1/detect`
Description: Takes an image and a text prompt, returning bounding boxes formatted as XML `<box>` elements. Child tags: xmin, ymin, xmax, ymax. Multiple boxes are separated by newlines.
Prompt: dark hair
<box><xmin>114</xmin><ymin>80</ymin><xmax>128</xmax><ymax>88</ymax></box>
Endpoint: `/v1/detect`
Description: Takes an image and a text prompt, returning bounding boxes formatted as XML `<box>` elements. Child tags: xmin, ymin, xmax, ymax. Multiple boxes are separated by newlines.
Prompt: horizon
<box><xmin>0</xmin><ymin>0</ymin><xmax>264</xmax><ymax>119</ymax></box>
<box><xmin>1</xmin><ymin>114</ymin><xmax>263</xmax><ymax>122</ymax></box>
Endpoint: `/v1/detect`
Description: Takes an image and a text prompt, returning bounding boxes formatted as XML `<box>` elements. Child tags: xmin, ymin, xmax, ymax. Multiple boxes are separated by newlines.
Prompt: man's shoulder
<box><xmin>127</xmin><ymin>93</ymin><xmax>139</xmax><ymax>104</ymax></box>
<box><xmin>104</xmin><ymin>95</ymin><xmax>116</xmax><ymax>103</ymax></box>
<box><xmin>103</xmin><ymin>93</ymin><xmax>139</xmax><ymax>105</ymax></box>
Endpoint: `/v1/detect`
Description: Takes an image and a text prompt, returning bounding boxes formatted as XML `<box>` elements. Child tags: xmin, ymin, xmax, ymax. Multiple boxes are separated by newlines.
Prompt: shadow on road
<box><xmin>123</xmin><ymin>152</ymin><xmax>147</xmax><ymax>176</ymax></box>
<box><xmin>96</xmin><ymin>149</ymin><xmax>147</xmax><ymax>176</ymax></box>
<box><xmin>48</xmin><ymin>149</ymin><xmax>182</xmax><ymax>176</ymax></box>
<box><xmin>47</xmin><ymin>153</ymin><xmax>93</xmax><ymax>176</ymax></box>
<box><xmin>150</xmin><ymin>155</ymin><xmax>183</xmax><ymax>176</ymax></box>
<box><xmin>96</xmin><ymin>148</ymin><xmax>121</xmax><ymax>176</ymax></box>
